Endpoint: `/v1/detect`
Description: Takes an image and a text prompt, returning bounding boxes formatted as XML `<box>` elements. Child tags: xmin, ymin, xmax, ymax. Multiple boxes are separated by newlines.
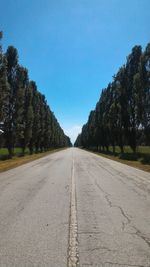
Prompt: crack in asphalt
<box><xmin>78</xmin><ymin>231</ymin><xmax>103</xmax><ymax>235</ymax></box>
<box><xmin>85</xmin><ymin>246</ymin><xmax>116</xmax><ymax>253</ymax></box>
<box><xmin>132</xmin><ymin>227</ymin><xmax>150</xmax><ymax>249</ymax></box>
<box><xmin>82</xmin><ymin>262</ymin><xmax>147</xmax><ymax>267</ymax></box>
<box><xmin>92</xmin><ymin>158</ymin><xmax>150</xmax><ymax>199</ymax></box>
<box><xmin>94</xmin><ymin>178</ymin><xmax>150</xmax><ymax>255</ymax></box>
<box><xmin>94</xmin><ymin>180</ymin><xmax>131</xmax><ymax>231</ymax></box>
<box><xmin>102</xmin><ymin>262</ymin><xmax>147</xmax><ymax>267</ymax></box>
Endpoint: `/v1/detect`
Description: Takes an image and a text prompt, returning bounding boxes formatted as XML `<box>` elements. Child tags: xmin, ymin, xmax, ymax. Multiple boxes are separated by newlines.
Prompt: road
<box><xmin>0</xmin><ymin>148</ymin><xmax>150</xmax><ymax>267</ymax></box>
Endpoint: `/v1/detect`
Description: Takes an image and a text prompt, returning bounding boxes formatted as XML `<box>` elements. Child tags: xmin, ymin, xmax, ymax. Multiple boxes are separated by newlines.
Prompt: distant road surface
<box><xmin>0</xmin><ymin>148</ymin><xmax>150</xmax><ymax>267</ymax></box>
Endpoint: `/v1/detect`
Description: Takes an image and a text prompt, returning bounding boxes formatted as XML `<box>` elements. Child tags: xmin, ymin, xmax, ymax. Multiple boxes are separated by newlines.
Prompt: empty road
<box><xmin>0</xmin><ymin>148</ymin><xmax>150</xmax><ymax>267</ymax></box>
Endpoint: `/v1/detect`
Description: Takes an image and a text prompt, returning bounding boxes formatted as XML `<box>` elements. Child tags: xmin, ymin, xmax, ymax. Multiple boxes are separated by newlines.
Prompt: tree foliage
<box><xmin>75</xmin><ymin>43</ymin><xmax>150</xmax><ymax>152</ymax></box>
<box><xmin>0</xmin><ymin>35</ymin><xmax>71</xmax><ymax>156</ymax></box>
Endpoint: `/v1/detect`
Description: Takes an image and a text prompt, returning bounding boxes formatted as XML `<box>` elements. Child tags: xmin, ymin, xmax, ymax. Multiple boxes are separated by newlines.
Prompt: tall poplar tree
<box><xmin>4</xmin><ymin>46</ymin><xmax>18</xmax><ymax>156</ymax></box>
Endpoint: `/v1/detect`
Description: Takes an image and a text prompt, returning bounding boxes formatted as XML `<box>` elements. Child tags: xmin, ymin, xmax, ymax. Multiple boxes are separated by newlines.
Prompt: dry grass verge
<box><xmin>0</xmin><ymin>148</ymin><xmax>66</xmax><ymax>173</ymax></box>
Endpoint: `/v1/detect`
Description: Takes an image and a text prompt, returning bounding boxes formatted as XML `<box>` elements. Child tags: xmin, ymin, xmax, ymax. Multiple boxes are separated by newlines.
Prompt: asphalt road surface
<box><xmin>0</xmin><ymin>148</ymin><xmax>150</xmax><ymax>267</ymax></box>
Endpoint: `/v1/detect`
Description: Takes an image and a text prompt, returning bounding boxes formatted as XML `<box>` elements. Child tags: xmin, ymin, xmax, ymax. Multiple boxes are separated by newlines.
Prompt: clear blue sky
<box><xmin>1</xmin><ymin>0</ymin><xmax>150</xmax><ymax>143</ymax></box>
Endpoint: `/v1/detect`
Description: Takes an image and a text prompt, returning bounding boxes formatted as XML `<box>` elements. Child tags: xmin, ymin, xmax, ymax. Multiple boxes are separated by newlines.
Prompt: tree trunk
<box><xmin>7</xmin><ymin>146</ymin><xmax>13</xmax><ymax>158</ymax></box>
<box><xmin>120</xmin><ymin>145</ymin><xmax>124</xmax><ymax>154</ymax></box>
<box><xmin>112</xmin><ymin>145</ymin><xmax>116</xmax><ymax>154</ymax></box>
<box><xmin>22</xmin><ymin>146</ymin><xmax>25</xmax><ymax>156</ymax></box>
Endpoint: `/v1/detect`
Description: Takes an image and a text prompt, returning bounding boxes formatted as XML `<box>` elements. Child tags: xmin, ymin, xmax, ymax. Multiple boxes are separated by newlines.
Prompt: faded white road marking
<box><xmin>68</xmin><ymin>159</ymin><xmax>79</xmax><ymax>267</ymax></box>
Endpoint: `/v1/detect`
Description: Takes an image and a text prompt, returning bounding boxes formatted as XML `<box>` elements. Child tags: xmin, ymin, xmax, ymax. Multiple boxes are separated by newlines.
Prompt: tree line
<box><xmin>0</xmin><ymin>32</ymin><xmax>71</xmax><ymax>157</ymax></box>
<box><xmin>75</xmin><ymin>43</ymin><xmax>150</xmax><ymax>153</ymax></box>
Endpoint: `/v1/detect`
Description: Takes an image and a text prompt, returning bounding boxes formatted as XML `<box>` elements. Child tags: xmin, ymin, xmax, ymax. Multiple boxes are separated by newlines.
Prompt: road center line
<box><xmin>68</xmin><ymin>158</ymin><xmax>79</xmax><ymax>267</ymax></box>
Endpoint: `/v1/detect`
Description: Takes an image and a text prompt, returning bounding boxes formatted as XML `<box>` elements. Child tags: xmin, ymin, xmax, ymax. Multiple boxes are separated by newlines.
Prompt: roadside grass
<box><xmin>0</xmin><ymin>147</ymin><xmax>29</xmax><ymax>156</ymax></box>
<box><xmin>0</xmin><ymin>148</ymin><xmax>66</xmax><ymax>172</ymax></box>
<box><xmin>108</xmin><ymin>145</ymin><xmax>150</xmax><ymax>154</ymax></box>
<box><xmin>84</xmin><ymin>146</ymin><xmax>150</xmax><ymax>173</ymax></box>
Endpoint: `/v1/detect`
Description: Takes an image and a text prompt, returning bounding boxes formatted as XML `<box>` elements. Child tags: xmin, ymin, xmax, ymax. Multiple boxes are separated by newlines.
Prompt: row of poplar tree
<box><xmin>0</xmin><ymin>33</ymin><xmax>71</xmax><ymax>157</ymax></box>
<box><xmin>75</xmin><ymin>43</ymin><xmax>150</xmax><ymax>153</ymax></box>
